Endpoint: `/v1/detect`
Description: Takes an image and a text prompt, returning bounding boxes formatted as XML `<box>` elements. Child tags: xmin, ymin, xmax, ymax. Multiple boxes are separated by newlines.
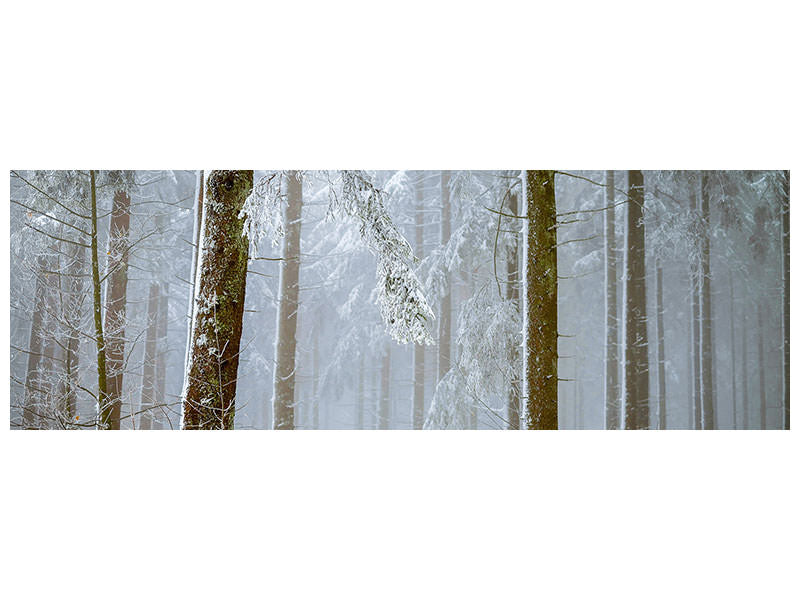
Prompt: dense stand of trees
<box><xmin>9</xmin><ymin>170</ymin><xmax>789</xmax><ymax>430</ymax></box>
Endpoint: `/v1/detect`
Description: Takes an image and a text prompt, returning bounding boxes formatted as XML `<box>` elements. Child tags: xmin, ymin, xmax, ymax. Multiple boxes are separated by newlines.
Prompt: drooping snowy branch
<box><xmin>240</xmin><ymin>170</ymin><xmax>288</xmax><ymax>252</ymax></box>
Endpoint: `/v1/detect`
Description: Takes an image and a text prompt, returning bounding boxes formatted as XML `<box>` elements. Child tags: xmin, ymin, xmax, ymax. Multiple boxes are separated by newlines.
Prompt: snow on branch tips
<box><xmin>240</xmin><ymin>171</ymin><xmax>287</xmax><ymax>251</ymax></box>
<box><xmin>328</xmin><ymin>170</ymin><xmax>435</xmax><ymax>345</ymax></box>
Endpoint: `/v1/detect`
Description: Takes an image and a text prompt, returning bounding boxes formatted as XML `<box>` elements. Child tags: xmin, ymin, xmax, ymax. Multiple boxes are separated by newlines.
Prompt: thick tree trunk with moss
<box><xmin>623</xmin><ymin>170</ymin><xmax>649</xmax><ymax>429</ymax></box>
<box><xmin>700</xmin><ymin>172</ymin><xmax>714</xmax><ymax>429</ymax></box>
<box><xmin>523</xmin><ymin>170</ymin><xmax>558</xmax><ymax>430</ymax></box>
<box><xmin>604</xmin><ymin>170</ymin><xmax>620</xmax><ymax>429</ymax></box>
<box><xmin>438</xmin><ymin>170</ymin><xmax>452</xmax><ymax>385</ymax></box>
<box><xmin>781</xmin><ymin>170</ymin><xmax>789</xmax><ymax>429</ymax></box>
<box><xmin>506</xmin><ymin>190</ymin><xmax>521</xmax><ymax>430</ymax></box>
<box><xmin>412</xmin><ymin>172</ymin><xmax>426</xmax><ymax>429</ymax></box>
<box><xmin>272</xmin><ymin>171</ymin><xmax>303</xmax><ymax>430</ymax></box>
<box><xmin>89</xmin><ymin>171</ymin><xmax>110</xmax><ymax>429</ymax></box>
<box><xmin>102</xmin><ymin>188</ymin><xmax>131</xmax><ymax>430</ymax></box>
<box><xmin>656</xmin><ymin>258</ymin><xmax>666</xmax><ymax>429</ymax></box>
<box><xmin>139</xmin><ymin>282</ymin><xmax>159</xmax><ymax>430</ymax></box>
<box><xmin>182</xmin><ymin>170</ymin><xmax>252</xmax><ymax>430</ymax></box>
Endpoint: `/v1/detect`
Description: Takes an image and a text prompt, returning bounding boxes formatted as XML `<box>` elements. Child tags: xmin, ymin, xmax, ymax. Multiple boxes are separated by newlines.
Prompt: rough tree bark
<box><xmin>412</xmin><ymin>171</ymin><xmax>426</xmax><ymax>429</ymax></box>
<box><xmin>139</xmin><ymin>282</ymin><xmax>159</xmax><ymax>430</ymax></box>
<box><xmin>700</xmin><ymin>172</ymin><xmax>715</xmax><ymax>429</ymax></box>
<box><xmin>506</xmin><ymin>190</ymin><xmax>521</xmax><ymax>430</ymax></box>
<box><xmin>102</xmin><ymin>187</ymin><xmax>131</xmax><ymax>430</ymax></box>
<box><xmin>182</xmin><ymin>170</ymin><xmax>252</xmax><ymax>430</ymax></box>
<box><xmin>273</xmin><ymin>171</ymin><xmax>303</xmax><ymax>430</ymax></box>
<box><xmin>523</xmin><ymin>170</ymin><xmax>558</xmax><ymax>430</ymax></box>
<box><xmin>623</xmin><ymin>170</ymin><xmax>649</xmax><ymax>429</ymax></box>
<box><xmin>604</xmin><ymin>170</ymin><xmax>620</xmax><ymax>429</ymax></box>
<box><xmin>438</xmin><ymin>170</ymin><xmax>452</xmax><ymax>385</ymax></box>
<box><xmin>656</xmin><ymin>258</ymin><xmax>666</xmax><ymax>429</ymax></box>
<box><xmin>780</xmin><ymin>170</ymin><xmax>789</xmax><ymax>429</ymax></box>
<box><xmin>89</xmin><ymin>171</ymin><xmax>110</xmax><ymax>429</ymax></box>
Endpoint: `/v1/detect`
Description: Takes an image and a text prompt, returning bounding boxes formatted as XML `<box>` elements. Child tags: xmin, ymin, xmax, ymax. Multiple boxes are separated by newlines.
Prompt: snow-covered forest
<box><xmin>9</xmin><ymin>169</ymin><xmax>789</xmax><ymax>430</ymax></box>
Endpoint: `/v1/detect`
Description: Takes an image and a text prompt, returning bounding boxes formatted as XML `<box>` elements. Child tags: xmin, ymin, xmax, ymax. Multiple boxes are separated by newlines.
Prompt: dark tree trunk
<box><xmin>273</xmin><ymin>171</ymin><xmax>303</xmax><ymax>430</ymax></box>
<box><xmin>656</xmin><ymin>258</ymin><xmax>666</xmax><ymax>429</ymax></box>
<box><xmin>139</xmin><ymin>282</ymin><xmax>159</xmax><ymax>430</ymax></box>
<box><xmin>182</xmin><ymin>170</ymin><xmax>252</xmax><ymax>430</ymax></box>
<box><xmin>506</xmin><ymin>190</ymin><xmax>521</xmax><ymax>430</ymax></box>
<box><xmin>623</xmin><ymin>170</ymin><xmax>649</xmax><ymax>429</ymax></box>
<box><xmin>523</xmin><ymin>170</ymin><xmax>558</xmax><ymax>430</ymax></box>
<box><xmin>700</xmin><ymin>172</ymin><xmax>715</xmax><ymax>429</ymax></box>
<box><xmin>604</xmin><ymin>170</ymin><xmax>620</xmax><ymax>429</ymax></box>
<box><xmin>89</xmin><ymin>171</ymin><xmax>110</xmax><ymax>429</ymax></box>
<box><xmin>103</xmin><ymin>188</ymin><xmax>131</xmax><ymax>430</ymax></box>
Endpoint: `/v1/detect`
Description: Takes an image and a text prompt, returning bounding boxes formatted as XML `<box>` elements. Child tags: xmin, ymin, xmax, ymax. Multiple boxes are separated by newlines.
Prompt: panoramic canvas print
<box><xmin>8</xmin><ymin>170</ymin><xmax>789</xmax><ymax>430</ymax></box>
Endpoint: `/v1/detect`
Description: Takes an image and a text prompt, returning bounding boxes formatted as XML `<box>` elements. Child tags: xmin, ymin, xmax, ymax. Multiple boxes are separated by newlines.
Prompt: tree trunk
<box><xmin>690</xmin><ymin>179</ymin><xmax>702</xmax><ymax>429</ymax></box>
<box><xmin>273</xmin><ymin>171</ymin><xmax>303</xmax><ymax>430</ymax></box>
<box><xmin>22</xmin><ymin>256</ymin><xmax>49</xmax><ymax>429</ymax></box>
<box><xmin>523</xmin><ymin>170</ymin><xmax>558</xmax><ymax>429</ymax></box>
<box><xmin>781</xmin><ymin>170</ymin><xmax>789</xmax><ymax>429</ymax></box>
<box><xmin>102</xmin><ymin>188</ymin><xmax>131</xmax><ymax>430</ymax></box>
<box><xmin>182</xmin><ymin>170</ymin><xmax>204</xmax><ymax>397</ymax></box>
<box><xmin>62</xmin><ymin>240</ymin><xmax>85</xmax><ymax>422</ymax></box>
<box><xmin>656</xmin><ymin>258</ymin><xmax>666</xmax><ymax>429</ymax></box>
<box><xmin>139</xmin><ymin>282</ymin><xmax>159</xmax><ymax>430</ymax></box>
<box><xmin>623</xmin><ymin>170</ymin><xmax>649</xmax><ymax>429</ymax></box>
<box><xmin>379</xmin><ymin>344</ymin><xmax>390</xmax><ymax>430</ymax></box>
<box><xmin>439</xmin><ymin>170</ymin><xmax>452</xmax><ymax>385</ymax></box>
<box><xmin>412</xmin><ymin>171</ymin><xmax>426</xmax><ymax>429</ymax></box>
<box><xmin>742</xmin><ymin>308</ymin><xmax>750</xmax><ymax>429</ymax></box>
<box><xmin>758</xmin><ymin>304</ymin><xmax>766</xmax><ymax>430</ymax></box>
<box><xmin>729</xmin><ymin>271</ymin><xmax>737</xmax><ymax>429</ymax></box>
<box><xmin>182</xmin><ymin>170</ymin><xmax>252</xmax><ymax>430</ymax></box>
<box><xmin>700</xmin><ymin>172</ymin><xmax>715</xmax><ymax>429</ymax></box>
<box><xmin>89</xmin><ymin>171</ymin><xmax>110</xmax><ymax>429</ymax></box>
<box><xmin>604</xmin><ymin>170</ymin><xmax>620</xmax><ymax>429</ymax></box>
<box><xmin>154</xmin><ymin>281</ymin><xmax>169</xmax><ymax>429</ymax></box>
<box><xmin>506</xmin><ymin>190</ymin><xmax>521</xmax><ymax>430</ymax></box>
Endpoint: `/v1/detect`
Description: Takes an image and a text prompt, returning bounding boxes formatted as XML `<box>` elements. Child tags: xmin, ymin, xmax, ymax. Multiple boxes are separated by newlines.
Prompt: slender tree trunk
<box><xmin>690</xmin><ymin>179</ymin><xmax>702</xmax><ymax>430</ymax></box>
<box><xmin>687</xmin><ymin>312</ymin><xmax>692</xmax><ymax>428</ymax></box>
<box><xmin>154</xmin><ymin>281</ymin><xmax>169</xmax><ymax>429</ymax></box>
<box><xmin>523</xmin><ymin>170</ymin><xmax>558</xmax><ymax>429</ymax></box>
<box><xmin>273</xmin><ymin>171</ymin><xmax>303</xmax><ymax>430</ymax></box>
<box><xmin>356</xmin><ymin>354</ymin><xmax>365</xmax><ymax>429</ymax></box>
<box><xmin>438</xmin><ymin>170</ymin><xmax>452</xmax><ymax>384</ymax></box>
<box><xmin>182</xmin><ymin>170</ymin><xmax>204</xmax><ymax>395</ymax></box>
<box><xmin>412</xmin><ymin>172</ymin><xmax>426</xmax><ymax>429</ymax></box>
<box><xmin>604</xmin><ymin>170</ymin><xmax>620</xmax><ymax>429</ymax></box>
<box><xmin>758</xmin><ymin>304</ymin><xmax>766</xmax><ymax>430</ymax></box>
<box><xmin>62</xmin><ymin>241</ymin><xmax>85</xmax><ymax>422</ymax></box>
<box><xmin>700</xmin><ymin>172</ymin><xmax>715</xmax><ymax>429</ymax></box>
<box><xmin>506</xmin><ymin>190</ymin><xmax>521</xmax><ymax>430</ymax></box>
<box><xmin>656</xmin><ymin>258</ymin><xmax>666</xmax><ymax>429</ymax></box>
<box><xmin>742</xmin><ymin>308</ymin><xmax>750</xmax><ymax>429</ymax></box>
<box><xmin>781</xmin><ymin>170</ymin><xmax>789</xmax><ymax>429</ymax></box>
<box><xmin>22</xmin><ymin>256</ymin><xmax>49</xmax><ymax>429</ymax></box>
<box><xmin>379</xmin><ymin>344</ymin><xmax>390</xmax><ymax>430</ymax></box>
<box><xmin>182</xmin><ymin>170</ymin><xmax>252</xmax><ymax>430</ymax></box>
<box><xmin>139</xmin><ymin>282</ymin><xmax>159</xmax><ymax>430</ymax></box>
<box><xmin>729</xmin><ymin>271</ymin><xmax>737</xmax><ymax>429</ymax></box>
<box><xmin>90</xmin><ymin>171</ymin><xmax>110</xmax><ymax>429</ymax></box>
<box><xmin>623</xmin><ymin>170</ymin><xmax>649</xmax><ymax>429</ymax></box>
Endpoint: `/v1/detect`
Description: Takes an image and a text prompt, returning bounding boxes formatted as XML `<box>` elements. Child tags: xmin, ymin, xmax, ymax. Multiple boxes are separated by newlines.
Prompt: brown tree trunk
<box><xmin>182</xmin><ymin>170</ymin><xmax>252</xmax><ymax>430</ymax></box>
<box><xmin>273</xmin><ymin>171</ymin><xmax>303</xmax><ymax>430</ymax></box>
<box><xmin>700</xmin><ymin>172</ymin><xmax>714</xmax><ymax>429</ymax></box>
<box><xmin>506</xmin><ymin>190</ymin><xmax>521</xmax><ymax>430</ymax></box>
<box><xmin>139</xmin><ymin>282</ymin><xmax>159</xmax><ymax>430</ymax></box>
<box><xmin>604</xmin><ymin>170</ymin><xmax>620</xmax><ymax>429</ymax></box>
<box><xmin>523</xmin><ymin>170</ymin><xmax>558</xmax><ymax>430</ymax></box>
<box><xmin>103</xmin><ymin>188</ymin><xmax>131</xmax><ymax>430</ymax></box>
<box><xmin>623</xmin><ymin>170</ymin><xmax>649</xmax><ymax>429</ymax></box>
<box><xmin>90</xmin><ymin>171</ymin><xmax>110</xmax><ymax>429</ymax></box>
